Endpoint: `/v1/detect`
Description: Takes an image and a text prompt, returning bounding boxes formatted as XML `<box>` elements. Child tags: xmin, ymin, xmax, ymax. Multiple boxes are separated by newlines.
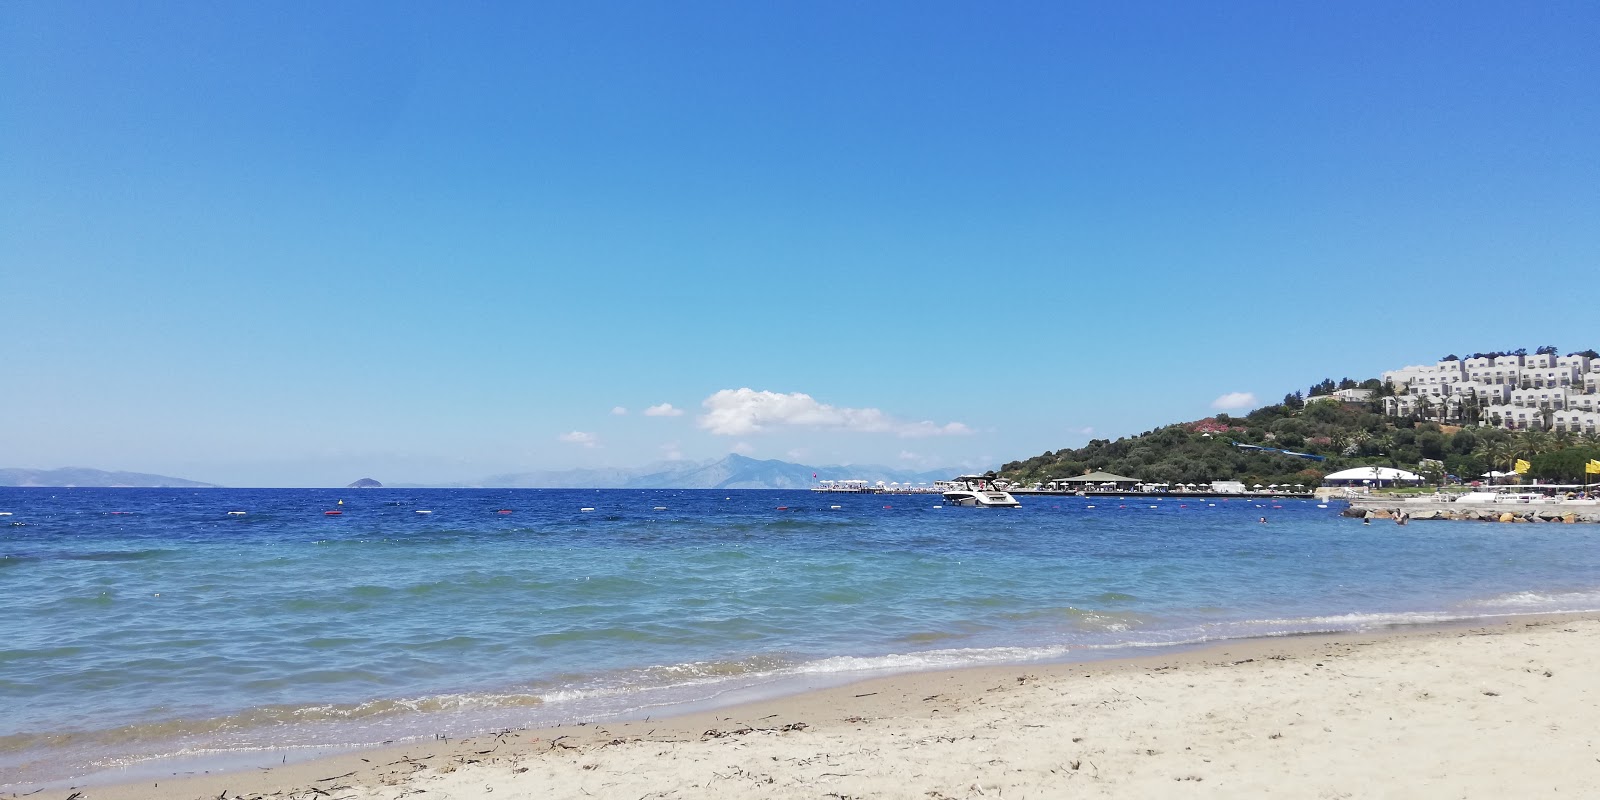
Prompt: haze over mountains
<box><xmin>0</xmin><ymin>468</ymin><xmax>217</xmax><ymax>488</ymax></box>
<box><xmin>0</xmin><ymin>456</ymin><xmax>958</xmax><ymax>489</ymax></box>
<box><xmin>457</xmin><ymin>454</ymin><xmax>956</xmax><ymax>490</ymax></box>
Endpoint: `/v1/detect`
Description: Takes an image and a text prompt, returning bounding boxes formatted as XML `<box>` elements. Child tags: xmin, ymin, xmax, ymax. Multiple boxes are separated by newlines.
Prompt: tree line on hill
<box><xmin>1437</xmin><ymin>347</ymin><xmax>1599</xmax><ymax>360</ymax></box>
<box><xmin>1000</xmin><ymin>377</ymin><xmax>1600</xmax><ymax>489</ymax></box>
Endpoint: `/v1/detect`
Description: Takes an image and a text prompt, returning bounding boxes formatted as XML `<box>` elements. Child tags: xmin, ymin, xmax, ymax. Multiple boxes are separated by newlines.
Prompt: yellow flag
<box><xmin>1513</xmin><ymin>459</ymin><xmax>1531</xmax><ymax>474</ymax></box>
<box><xmin>1586</xmin><ymin>459</ymin><xmax>1600</xmax><ymax>475</ymax></box>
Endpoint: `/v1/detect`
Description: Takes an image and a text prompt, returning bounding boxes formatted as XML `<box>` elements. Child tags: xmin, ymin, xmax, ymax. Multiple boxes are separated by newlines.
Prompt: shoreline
<box><xmin>1345</xmin><ymin>498</ymin><xmax>1600</xmax><ymax>523</ymax></box>
<box><xmin>42</xmin><ymin>610</ymin><xmax>1600</xmax><ymax>799</ymax></box>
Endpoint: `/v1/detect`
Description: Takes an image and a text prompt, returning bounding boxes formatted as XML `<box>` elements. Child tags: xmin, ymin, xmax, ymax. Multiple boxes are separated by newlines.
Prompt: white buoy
<box><xmin>416</xmin><ymin>510</ymin><xmax>433</xmax><ymax>514</ymax></box>
<box><xmin>581</xmin><ymin>507</ymin><xmax>595</xmax><ymax>512</ymax></box>
<box><xmin>831</xmin><ymin>505</ymin><xmax>842</xmax><ymax>510</ymax></box>
<box><xmin>226</xmin><ymin>511</ymin><xmax>245</xmax><ymax>516</ymax></box>
<box><xmin>653</xmin><ymin>506</ymin><xmax>667</xmax><ymax>511</ymax></box>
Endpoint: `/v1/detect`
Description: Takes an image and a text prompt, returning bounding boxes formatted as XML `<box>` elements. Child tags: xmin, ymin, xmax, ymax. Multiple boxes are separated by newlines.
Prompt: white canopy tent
<box><xmin>1323</xmin><ymin>466</ymin><xmax>1424</xmax><ymax>486</ymax></box>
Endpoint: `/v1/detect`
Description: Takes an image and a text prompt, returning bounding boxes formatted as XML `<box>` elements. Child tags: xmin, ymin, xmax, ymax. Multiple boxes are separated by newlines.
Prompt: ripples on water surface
<box><xmin>4</xmin><ymin>487</ymin><xmax>1600</xmax><ymax>786</ymax></box>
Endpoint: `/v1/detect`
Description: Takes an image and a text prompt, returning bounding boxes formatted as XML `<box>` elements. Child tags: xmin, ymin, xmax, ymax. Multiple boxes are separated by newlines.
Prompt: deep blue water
<box><xmin>4</xmin><ymin>487</ymin><xmax>1600</xmax><ymax>787</ymax></box>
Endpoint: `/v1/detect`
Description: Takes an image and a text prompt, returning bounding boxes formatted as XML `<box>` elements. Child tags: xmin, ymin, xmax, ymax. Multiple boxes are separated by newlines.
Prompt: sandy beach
<box><xmin>45</xmin><ymin>613</ymin><xmax>1599</xmax><ymax>800</ymax></box>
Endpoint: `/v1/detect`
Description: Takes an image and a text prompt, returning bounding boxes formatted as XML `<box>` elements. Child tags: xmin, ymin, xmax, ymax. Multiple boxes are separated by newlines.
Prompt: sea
<box><xmin>5</xmin><ymin>487</ymin><xmax>1600</xmax><ymax>789</ymax></box>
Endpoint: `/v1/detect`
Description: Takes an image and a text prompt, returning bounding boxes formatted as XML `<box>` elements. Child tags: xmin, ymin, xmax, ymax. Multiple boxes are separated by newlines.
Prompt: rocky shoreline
<box><xmin>1342</xmin><ymin>503</ymin><xmax>1600</xmax><ymax>524</ymax></box>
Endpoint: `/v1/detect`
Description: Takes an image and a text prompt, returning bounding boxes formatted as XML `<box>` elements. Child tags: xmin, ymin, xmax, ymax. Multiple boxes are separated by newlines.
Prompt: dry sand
<box><xmin>39</xmin><ymin>615</ymin><xmax>1600</xmax><ymax>799</ymax></box>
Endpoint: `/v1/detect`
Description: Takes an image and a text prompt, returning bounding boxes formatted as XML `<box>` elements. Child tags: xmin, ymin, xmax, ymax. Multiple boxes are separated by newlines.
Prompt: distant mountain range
<box><xmin>402</xmin><ymin>455</ymin><xmax>959</xmax><ymax>490</ymax></box>
<box><xmin>0</xmin><ymin>456</ymin><xmax>960</xmax><ymax>490</ymax></box>
<box><xmin>0</xmin><ymin>467</ymin><xmax>218</xmax><ymax>488</ymax></box>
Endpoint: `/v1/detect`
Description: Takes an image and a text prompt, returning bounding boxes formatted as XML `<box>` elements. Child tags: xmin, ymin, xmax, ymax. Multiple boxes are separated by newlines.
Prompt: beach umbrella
<box><xmin>1253</xmin><ymin>483</ymin><xmax>1264</xmax><ymax>488</ymax></box>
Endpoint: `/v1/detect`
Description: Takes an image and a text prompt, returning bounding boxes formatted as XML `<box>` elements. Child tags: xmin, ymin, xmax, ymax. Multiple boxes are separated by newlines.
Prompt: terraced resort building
<box><xmin>1381</xmin><ymin>351</ymin><xmax>1600</xmax><ymax>433</ymax></box>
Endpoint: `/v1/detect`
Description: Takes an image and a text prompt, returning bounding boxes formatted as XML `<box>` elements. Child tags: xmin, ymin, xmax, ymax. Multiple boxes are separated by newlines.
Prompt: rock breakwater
<box><xmin>1343</xmin><ymin>504</ymin><xmax>1600</xmax><ymax>524</ymax></box>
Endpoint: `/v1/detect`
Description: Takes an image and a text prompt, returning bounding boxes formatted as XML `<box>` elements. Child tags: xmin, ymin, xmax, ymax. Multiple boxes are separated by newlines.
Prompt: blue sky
<box><xmin>3</xmin><ymin>2</ymin><xmax>1597</xmax><ymax>486</ymax></box>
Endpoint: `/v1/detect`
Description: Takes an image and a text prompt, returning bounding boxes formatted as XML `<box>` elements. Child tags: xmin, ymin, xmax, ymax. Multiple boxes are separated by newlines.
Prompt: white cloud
<box><xmin>786</xmin><ymin>448</ymin><xmax>809</xmax><ymax>461</ymax></box>
<box><xmin>898</xmin><ymin>420</ymin><xmax>974</xmax><ymax>438</ymax></box>
<box><xmin>1076</xmin><ymin>426</ymin><xmax>1095</xmax><ymax>436</ymax></box>
<box><xmin>557</xmin><ymin>431</ymin><xmax>598</xmax><ymax>448</ymax></box>
<box><xmin>731</xmin><ymin>441</ymin><xmax>756</xmax><ymax>456</ymax></box>
<box><xmin>697</xmin><ymin>388</ymin><xmax>973</xmax><ymax>438</ymax></box>
<box><xmin>1211</xmin><ymin>392</ymin><xmax>1258</xmax><ymax>411</ymax></box>
<box><xmin>660</xmin><ymin>441</ymin><xmax>684</xmax><ymax>461</ymax></box>
<box><xmin>611</xmin><ymin>406</ymin><xmax>628</xmax><ymax>416</ymax></box>
<box><xmin>644</xmin><ymin>403</ymin><xmax>685</xmax><ymax>417</ymax></box>
<box><xmin>898</xmin><ymin>450</ymin><xmax>919</xmax><ymax>461</ymax></box>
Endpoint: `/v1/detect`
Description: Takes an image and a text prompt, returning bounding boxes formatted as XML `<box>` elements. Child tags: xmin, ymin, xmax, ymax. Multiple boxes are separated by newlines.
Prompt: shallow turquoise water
<box><xmin>4</xmin><ymin>487</ymin><xmax>1600</xmax><ymax>786</ymax></box>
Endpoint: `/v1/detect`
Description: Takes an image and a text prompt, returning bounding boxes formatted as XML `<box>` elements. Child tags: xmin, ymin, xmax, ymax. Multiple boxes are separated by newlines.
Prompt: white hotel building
<box><xmin>1381</xmin><ymin>353</ymin><xmax>1600</xmax><ymax>434</ymax></box>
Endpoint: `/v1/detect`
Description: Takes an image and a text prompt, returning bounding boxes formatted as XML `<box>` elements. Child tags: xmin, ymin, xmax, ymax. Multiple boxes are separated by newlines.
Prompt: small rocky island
<box><xmin>346</xmin><ymin>478</ymin><xmax>383</xmax><ymax>488</ymax></box>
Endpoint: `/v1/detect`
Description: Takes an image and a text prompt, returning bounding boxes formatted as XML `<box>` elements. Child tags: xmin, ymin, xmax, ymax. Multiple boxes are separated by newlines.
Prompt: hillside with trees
<box><xmin>999</xmin><ymin>375</ymin><xmax>1600</xmax><ymax>488</ymax></box>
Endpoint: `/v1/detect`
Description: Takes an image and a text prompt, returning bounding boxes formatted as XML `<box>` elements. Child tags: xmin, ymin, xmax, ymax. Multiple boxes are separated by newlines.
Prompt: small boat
<box><xmin>416</xmin><ymin>510</ymin><xmax>433</xmax><ymax>514</ymax></box>
<box><xmin>941</xmin><ymin>475</ymin><xmax>1021</xmax><ymax>508</ymax></box>
<box><xmin>226</xmin><ymin>511</ymin><xmax>246</xmax><ymax>516</ymax></box>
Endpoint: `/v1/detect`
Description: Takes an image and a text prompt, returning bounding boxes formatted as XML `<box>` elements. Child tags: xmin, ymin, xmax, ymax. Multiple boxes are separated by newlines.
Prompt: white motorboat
<box><xmin>941</xmin><ymin>475</ymin><xmax>1021</xmax><ymax>508</ymax></box>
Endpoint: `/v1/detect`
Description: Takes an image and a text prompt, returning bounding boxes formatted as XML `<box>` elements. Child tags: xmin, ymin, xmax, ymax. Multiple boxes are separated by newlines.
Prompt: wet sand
<box><xmin>47</xmin><ymin>613</ymin><xmax>1600</xmax><ymax>799</ymax></box>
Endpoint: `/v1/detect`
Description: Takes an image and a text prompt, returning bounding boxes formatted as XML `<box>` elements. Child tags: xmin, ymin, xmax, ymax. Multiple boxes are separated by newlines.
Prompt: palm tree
<box><xmin>1418</xmin><ymin>459</ymin><xmax>1446</xmax><ymax>488</ymax></box>
<box><xmin>1348</xmin><ymin>430</ymin><xmax>1373</xmax><ymax>457</ymax></box>
<box><xmin>1460</xmin><ymin>392</ymin><xmax>1481</xmax><ymax>426</ymax></box>
<box><xmin>1508</xmin><ymin>436</ymin><xmax>1532</xmax><ymax>461</ymax></box>
<box><xmin>1330</xmin><ymin>431</ymin><xmax>1352</xmax><ymax>455</ymax></box>
<box><xmin>1523</xmin><ymin>430</ymin><xmax>1556</xmax><ymax>456</ymax></box>
<box><xmin>1484</xmin><ymin>441</ymin><xmax>1513</xmax><ymax>483</ymax></box>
